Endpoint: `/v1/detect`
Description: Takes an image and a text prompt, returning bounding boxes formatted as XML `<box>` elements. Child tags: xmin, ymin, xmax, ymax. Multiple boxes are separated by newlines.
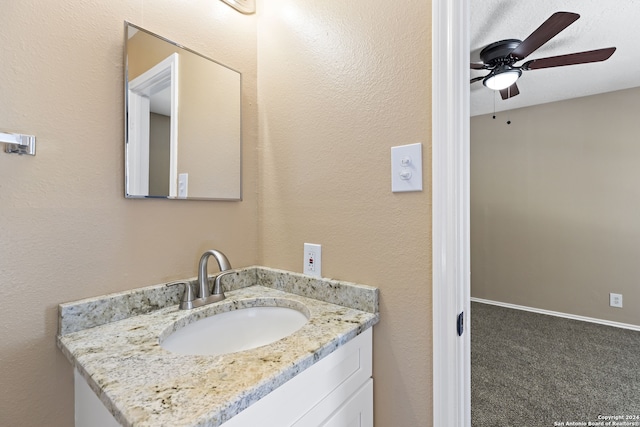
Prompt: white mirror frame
<box><xmin>126</xmin><ymin>53</ymin><xmax>179</xmax><ymax>198</ymax></box>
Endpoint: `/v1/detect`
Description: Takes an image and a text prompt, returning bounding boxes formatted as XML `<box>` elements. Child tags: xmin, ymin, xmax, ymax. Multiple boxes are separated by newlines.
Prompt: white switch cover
<box><xmin>178</xmin><ymin>173</ymin><xmax>188</xmax><ymax>198</ymax></box>
<box><xmin>303</xmin><ymin>243</ymin><xmax>322</xmax><ymax>278</ymax></box>
<box><xmin>391</xmin><ymin>143</ymin><xmax>422</xmax><ymax>192</ymax></box>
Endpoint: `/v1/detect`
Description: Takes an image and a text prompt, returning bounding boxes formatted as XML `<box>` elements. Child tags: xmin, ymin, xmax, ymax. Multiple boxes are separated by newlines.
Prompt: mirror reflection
<box><xmin>125</xmin><ymin>22</ymin><xmax>242</xmax><ymax>200</ymax></box>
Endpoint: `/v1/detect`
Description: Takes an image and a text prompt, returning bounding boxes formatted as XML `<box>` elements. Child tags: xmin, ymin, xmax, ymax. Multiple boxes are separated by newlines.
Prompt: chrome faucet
<box><xmin>179</xmin><ymin>249</ymin><xmax>234</xmax><ymax>310</ymax></box>
<box><xmin>198</xmin><ymin>249</ymin><xmax>232</xmax><ymax>300</ymax></box>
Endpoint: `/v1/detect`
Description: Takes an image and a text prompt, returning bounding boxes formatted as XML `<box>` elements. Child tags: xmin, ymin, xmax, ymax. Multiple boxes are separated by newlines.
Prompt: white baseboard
<box><xmin>470</xmin><ymin>297</ymin><xmax>640</xmax><ymax>332</ymax></box>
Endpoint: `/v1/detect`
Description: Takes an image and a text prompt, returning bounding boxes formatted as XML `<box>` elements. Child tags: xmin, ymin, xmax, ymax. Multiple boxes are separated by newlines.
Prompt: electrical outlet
<box><xmin>303</xmin><ymin>243</ymin><xmax>322</xmax><ymax>278</ymax></box>
<box><xmin>610</xmin><ymin>293</ymin><xmax>623</xmax><ymax>308</ymax></box>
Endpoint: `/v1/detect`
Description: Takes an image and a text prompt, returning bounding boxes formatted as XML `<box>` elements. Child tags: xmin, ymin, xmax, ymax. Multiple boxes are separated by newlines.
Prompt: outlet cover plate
<box><xmin>303</xmin><ymin>243</ymin><xmax>322</xmax><ymax>278</ymax></box>
<box><xmin>610</xmin><ymin>293</ymin><xmax>623</xmax><ymax>308</ymax></box>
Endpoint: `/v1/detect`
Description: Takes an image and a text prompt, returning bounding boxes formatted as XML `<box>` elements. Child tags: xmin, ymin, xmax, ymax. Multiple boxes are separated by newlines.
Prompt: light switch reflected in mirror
<box><xmin>125</xmin><ymin>22</ymin><xmax>242</xmax><ymax>200</ymax></box>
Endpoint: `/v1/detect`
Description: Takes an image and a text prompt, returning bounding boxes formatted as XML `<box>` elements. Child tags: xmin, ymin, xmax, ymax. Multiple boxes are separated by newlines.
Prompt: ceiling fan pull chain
<box><xmin>492</xmin><ymin>91</ymin><xmax>496</xmax><ymax>119</ymax></box>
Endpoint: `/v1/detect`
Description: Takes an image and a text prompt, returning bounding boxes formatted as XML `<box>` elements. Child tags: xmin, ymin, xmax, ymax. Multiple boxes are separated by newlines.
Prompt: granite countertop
<box><xmin>57</xmin><ymin>266</ymin><xmax>379</xmax><ymax>427</ymax></box>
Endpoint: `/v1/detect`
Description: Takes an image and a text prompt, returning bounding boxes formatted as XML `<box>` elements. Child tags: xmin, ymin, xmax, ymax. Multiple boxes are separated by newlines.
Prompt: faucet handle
<box><xmin>166</xmin><ymin>281</ymin><xmax>197</xmax><ymax>310</ymax></box>
<box><xmin>212</xmin><ymin>270</ymin><xmax>235</xmax><ymax>296</ymax></box>
<box><xmin>182</xmin><ymin>281</ymin><xmax>196</xmax><ymax>300</ymax></box>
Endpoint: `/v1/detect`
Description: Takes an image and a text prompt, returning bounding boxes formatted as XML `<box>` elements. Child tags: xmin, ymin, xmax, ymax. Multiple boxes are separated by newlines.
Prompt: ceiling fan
<box><xmin>470</xmin><ymin>12</ymin><xmax>616</xmax><ymax>100</ymax></box>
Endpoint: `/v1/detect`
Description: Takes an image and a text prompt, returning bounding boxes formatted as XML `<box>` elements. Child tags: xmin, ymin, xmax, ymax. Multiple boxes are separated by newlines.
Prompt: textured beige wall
<box><xmin>126</xmin><ymin>28</ymin><xmax>177</xmax><ymax>80</ymax></box>
<box><xmin>179</xmin><ymin>53</ymin><xmax>241</xmax><ymax>199</ymax></box>
<box><xmin>0</xmin><ymin>1</ymin><xmax>257</xmax><ymax>426</ymax></box>
<box><xmin>471</xmin><ymin>87</ymin><xmax>640</xmax><ymax>326</ymax></box>
<box><xmin>257</xmin><ymin>0</ymin><xmax>433</xmax><ymax>425</ymax></box>
<box><xmin>148</xmin><ymin>112</ymin><xmax>170</xmax><ymax>196</ymax></box>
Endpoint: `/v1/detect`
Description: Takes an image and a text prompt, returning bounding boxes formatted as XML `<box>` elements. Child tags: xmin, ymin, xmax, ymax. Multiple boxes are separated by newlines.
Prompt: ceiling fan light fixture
<box><xmin>483</xmin><ymin>66</ymin><xmax>522</xmax><ymax>91</ymax></box>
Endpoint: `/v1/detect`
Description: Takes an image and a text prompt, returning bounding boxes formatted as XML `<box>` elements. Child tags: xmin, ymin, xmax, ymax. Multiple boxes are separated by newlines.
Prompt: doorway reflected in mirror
<box><xmin>125</xmin><ymin>22</ymin><xmax>242</xmax><ymax>200</ymax></box>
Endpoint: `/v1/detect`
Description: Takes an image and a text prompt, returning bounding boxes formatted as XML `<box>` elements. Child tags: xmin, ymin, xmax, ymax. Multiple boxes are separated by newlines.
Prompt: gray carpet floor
<box><xmin>471</xmin><ymin>302</ymin><xmax>640</xmax><ymax>426</ymax></box>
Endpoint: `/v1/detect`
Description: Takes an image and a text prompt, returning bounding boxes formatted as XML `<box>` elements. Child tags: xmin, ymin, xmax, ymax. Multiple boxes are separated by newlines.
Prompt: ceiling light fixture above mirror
<box><xmin>220</xmin><ymin>0</ymin><xmax>255</xmax><ymax>14</ymax></box>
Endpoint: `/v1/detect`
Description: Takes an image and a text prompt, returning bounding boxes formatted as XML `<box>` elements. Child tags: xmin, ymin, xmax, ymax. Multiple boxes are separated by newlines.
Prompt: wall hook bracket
<box><xmin>1</xmin><ymin>131</ymin><xmax>36</xmax><ymax>156</ymax></box>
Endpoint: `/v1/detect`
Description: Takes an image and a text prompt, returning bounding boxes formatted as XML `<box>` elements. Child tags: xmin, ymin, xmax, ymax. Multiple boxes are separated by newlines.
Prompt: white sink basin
<box><xmin>161</xmin><ymin>304</ymin><xmax>309</xmax><ymax>356</ymax></box>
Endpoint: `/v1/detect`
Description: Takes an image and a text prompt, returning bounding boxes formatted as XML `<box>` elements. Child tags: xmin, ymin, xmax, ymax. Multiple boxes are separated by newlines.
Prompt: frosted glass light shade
<box><xmin>483</xmin><ymin>68</ymin><xmax>521</xmax><ymax>90</ymax></box>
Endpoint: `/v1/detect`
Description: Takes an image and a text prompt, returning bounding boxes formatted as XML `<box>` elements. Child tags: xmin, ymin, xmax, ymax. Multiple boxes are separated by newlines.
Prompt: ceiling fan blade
<box><xmin>470</xmin><ymin>62</ymin><xmax>486</xmax><ymax>70</ymax></box>
<box><xmin>523</xmin><ymin>47</ymin><xmax>616</xmax><ymax>70</ymax></box>
<box><xmin>470</xmin><ymin>76</ymin><xmax>485</xmax><ymax>84</ymax></box>
<box><xmin>499</xmin><ymin>83</ymin><xmax>520</xmax><ymax>100</ymax></box>
<box><xmin>510</xmin><ymin>12</ymin><xmax>580</xmax><ymax>60</ymax></box>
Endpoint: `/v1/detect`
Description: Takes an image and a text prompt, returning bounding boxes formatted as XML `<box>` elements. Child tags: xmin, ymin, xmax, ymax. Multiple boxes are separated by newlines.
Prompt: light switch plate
<box><xmin>178</xmin><ymin>173</ymin><xmax>188</xmax><ymax>199</ymax></box>
<box><xmin>391</xmin><ymin>143</ymin><xmax>422</xmax><ymax>192</ymax></box>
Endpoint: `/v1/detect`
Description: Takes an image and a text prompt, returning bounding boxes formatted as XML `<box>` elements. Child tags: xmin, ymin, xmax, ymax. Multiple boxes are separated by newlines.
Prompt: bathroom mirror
<box><xmin>125</xmin><ymin>22</ymin><xmax>242</xmax><ymax>200</ymax></box>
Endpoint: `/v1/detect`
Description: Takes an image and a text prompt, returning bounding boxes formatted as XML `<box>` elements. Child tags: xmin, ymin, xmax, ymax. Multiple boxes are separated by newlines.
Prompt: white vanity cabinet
<box><xmin>75</xmin><ymin>328</ymin><xmax>373</xmax><ymax>427</ymax></box>
<box><xmin>75</xmin><ymin>372</ymin><xmax>121</xmax><ymax>427</ymax></box>
<box><xmin>222</xmin><ymin>328</ymin><xmax>373</xmax><ymax>427</ymax></box>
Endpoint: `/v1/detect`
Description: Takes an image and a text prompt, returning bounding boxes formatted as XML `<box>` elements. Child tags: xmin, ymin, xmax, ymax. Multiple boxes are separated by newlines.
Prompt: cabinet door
<box><xmin>75</xmin><ymin>370</ymin><xmax>121</xmax><ymax>427</ymax></box>
<box><xmin>294</xmin><ymin>379</ymin><xmax>373</xmax><ymax>427</ymax></box>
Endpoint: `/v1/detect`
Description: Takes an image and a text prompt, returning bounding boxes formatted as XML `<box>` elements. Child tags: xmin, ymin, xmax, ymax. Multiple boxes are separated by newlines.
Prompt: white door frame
<box><xmin>432</xmin><ymin>0</ymin><xmax>470</xmax><ymax>426</ymax></box>
<box><xmin>127</xmin><ymin>53</ymin><xmax>179</xmax><ymax>197</ymax></box>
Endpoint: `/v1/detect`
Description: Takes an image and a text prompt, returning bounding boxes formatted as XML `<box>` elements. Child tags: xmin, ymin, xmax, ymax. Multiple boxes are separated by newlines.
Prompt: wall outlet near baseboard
<box><xmin>610</xmin><ymin>293</ymin><xmax>623</xmax><ymax>308</ymax></box>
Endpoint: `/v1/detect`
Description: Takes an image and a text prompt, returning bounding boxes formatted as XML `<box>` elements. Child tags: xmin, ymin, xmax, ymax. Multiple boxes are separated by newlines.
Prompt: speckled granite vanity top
<box><xmin>57</xmin><ymin>266</ymin><xmax>379</xmax><ymax>427</ymax></box>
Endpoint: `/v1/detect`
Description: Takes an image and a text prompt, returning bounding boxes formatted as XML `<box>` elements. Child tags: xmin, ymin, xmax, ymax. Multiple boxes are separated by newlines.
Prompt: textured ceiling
<box><xmin>470</xmin><ymin>0</ymin><xmax>640</xmax><ymax>116</ymax></box>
